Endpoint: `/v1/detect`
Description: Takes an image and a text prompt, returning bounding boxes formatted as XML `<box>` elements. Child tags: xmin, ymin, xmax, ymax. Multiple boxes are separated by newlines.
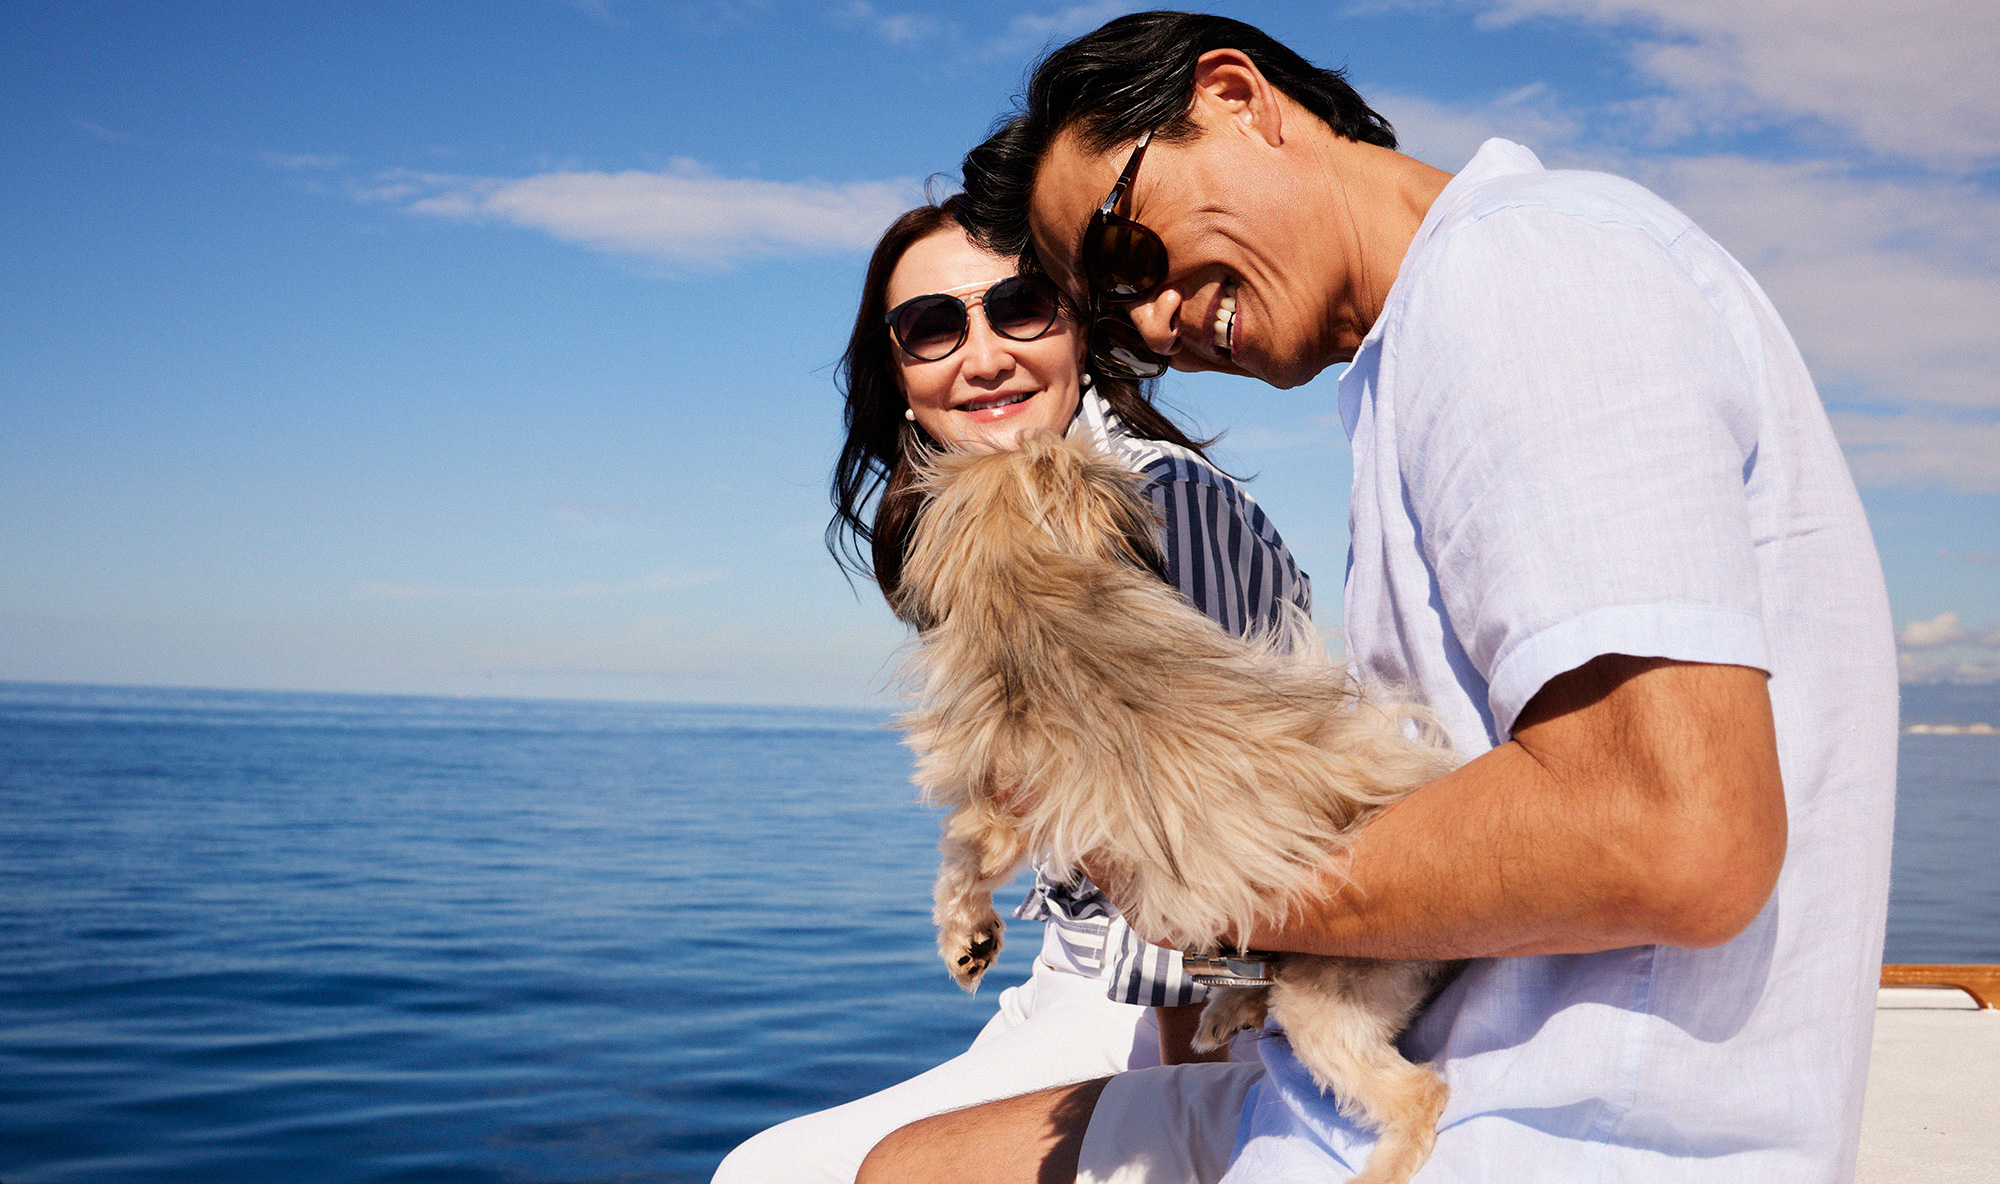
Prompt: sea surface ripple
<box><xmin>0</xmin><ymin>682</ymin><xmax>1993</xmax><ymax>1182</ymax></box>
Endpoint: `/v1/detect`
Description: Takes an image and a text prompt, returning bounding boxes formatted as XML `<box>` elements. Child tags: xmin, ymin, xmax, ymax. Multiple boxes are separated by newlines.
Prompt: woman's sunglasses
<box><xmin>884</xmin><ymin>275</ymin><xmax>1062</xmax><ymax>362</ymax></box>
<box><xmin>1080</xmin><ymin>129</ymin><xmax>1173</xmax><ymax>380</ymax></box>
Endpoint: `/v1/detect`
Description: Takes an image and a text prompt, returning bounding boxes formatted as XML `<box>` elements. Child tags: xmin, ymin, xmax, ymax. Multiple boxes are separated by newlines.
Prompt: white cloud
<box><xmin>990</xmin><ymin>0</ymin><xmax>1136</xmax><ymax>57</ymax></box>
<box><xmin>1380</xmin><ymin>86</ymin><xmax>2000</xmax><ymax>495</ymax></box>
<box><xmin>1899</xmin><ymin>611</ymin><xmax>1967</xmax><ymax>650</ymax></box>
<box><xmin>1895</xmin><ymin>612</ymin><xmax>2000</xmax><ymax>682</ymax></box>
<box><xmin>1640</xmin><ymin>156</ymin><xmax>2000</xmax><ymax>419</ymax></box>
<box><xmin>71</xmin><ymin>118</ymin><xmax>136</xmax><ymax>145</ymax></box>
<box><xmin>834</xmin><ymin>1</ymin><xmax>941</xmax><ymax>44</ymax></box>
<box><xmin>1829</xmin><ymin>414</ymin><xmax>2000</xmax><ymax>494</ymax></box>
<box><xmin>374</xmin><ymin>162</ymin><xmax>922</xmax><ymax>267</ymax></box>
<box><xmin>1361</xmin><ymin>121</ymin><xmax>2000</xmax><ymax>490</ymax></box>
<box><xmin>263</xmin><ymin>153</ymin><xmax>349</xmax><ymax>171</ymax></box>
<box><xmin>1372</xmin><ymin>5</ymin><xmax>2000</xmax><ymax>454</ymax></box>
<box><xmin>561</xmin><ymin>0</ymin><xmax>616</xmax><ymax>23</ymax></box>
<box><xmin>1899</xmin><ymin>650</ymin><xmax>2000</xmax><ymax>685</ymax></box>
<box><xmin>1373</xmin><ymin>85</ymin><xmax>1586</xmax><ymax>171</ymax></box>
<box><xmin>1474</xmin><ymin>0</ymin><xmax>2000</xmax><ymax>169</ymax></box>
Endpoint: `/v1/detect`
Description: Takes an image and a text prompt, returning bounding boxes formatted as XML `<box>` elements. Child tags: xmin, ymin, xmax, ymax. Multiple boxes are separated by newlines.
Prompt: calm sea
<box><xmin>2</xmin><ymin>681</ymin><xmax>1994</xmax><ymax>1183</ymax></box>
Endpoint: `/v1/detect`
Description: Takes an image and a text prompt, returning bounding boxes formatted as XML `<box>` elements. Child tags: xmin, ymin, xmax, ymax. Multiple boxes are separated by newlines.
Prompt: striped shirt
<box><xmin>1011</xmin><ymin>391</ymin><xmax>1313</xmax><ymax>1007</ymax></box>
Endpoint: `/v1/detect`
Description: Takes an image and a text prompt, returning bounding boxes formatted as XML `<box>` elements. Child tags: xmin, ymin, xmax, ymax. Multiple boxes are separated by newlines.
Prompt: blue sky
<box><xmin>3</xmin><ymin>1</ymin><xmax>1996</xmax><ymax>706</ymax></box>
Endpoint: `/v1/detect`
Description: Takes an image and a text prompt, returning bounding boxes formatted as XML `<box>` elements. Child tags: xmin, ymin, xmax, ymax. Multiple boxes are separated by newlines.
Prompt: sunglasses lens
<box><xmin>983</xmin><ymin>277</ymin><xmax>1060</xmax><ymax>341</ymax></box>
<box><xmin>1085</xmin><ymin>216</ymin><xmax>1168</xmax><ymax>302</ymax></box>
<box><xmin>1091</xmin><ymin>316</ymin><xmax>1169</xmax><ymax>380</ymax></box>
<box><xmin>892</xmin><ymin>296</ymin><xmax>968</xmax><ymax>361</ymax></box>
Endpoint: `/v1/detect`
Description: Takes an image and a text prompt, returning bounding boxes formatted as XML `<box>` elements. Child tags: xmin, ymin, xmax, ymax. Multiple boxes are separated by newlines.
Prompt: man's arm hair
<box><xmin>1246</xmin><ymin>655</ymin><xmax>1787</xmax><ymax>959</ymax></box>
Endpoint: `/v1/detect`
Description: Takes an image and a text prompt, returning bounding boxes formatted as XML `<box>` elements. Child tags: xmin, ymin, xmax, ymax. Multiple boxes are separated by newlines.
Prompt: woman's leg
<box><xmin>711</xmin><ymin>927</ymin><xmax>1157</xmax><ymax>1184</ymax></box>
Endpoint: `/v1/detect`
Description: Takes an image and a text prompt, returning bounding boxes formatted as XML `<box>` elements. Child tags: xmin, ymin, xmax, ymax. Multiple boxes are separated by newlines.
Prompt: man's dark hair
<box><xmin>960</xmin><ymin>11</ymin><xmax>1396</xmax><ymax>258</ymax></box>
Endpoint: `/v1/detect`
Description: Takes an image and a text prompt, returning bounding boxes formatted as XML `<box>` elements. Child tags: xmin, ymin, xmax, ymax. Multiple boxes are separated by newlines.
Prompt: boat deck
<box><xmin>1856</xmin><ymin>969</ymin><xmax>1999</xmax><ymax>1182</ymax></box>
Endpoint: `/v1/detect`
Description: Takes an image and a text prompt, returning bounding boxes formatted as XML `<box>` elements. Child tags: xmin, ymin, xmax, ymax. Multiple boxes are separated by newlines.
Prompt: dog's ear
<box><xmin>900</xmin><ymin>434</ymin><xmax>1170</xmax><ymax>626</ymax></box>
<box><xmin>1015</xmin><ymin>434</ymin><xmax>1167</xmax><ymax>582</ymax></box>
<box><xmin>899</xmin><ymin>447</ymin><xmax>1029</xmax><ymax>627</ymax></box>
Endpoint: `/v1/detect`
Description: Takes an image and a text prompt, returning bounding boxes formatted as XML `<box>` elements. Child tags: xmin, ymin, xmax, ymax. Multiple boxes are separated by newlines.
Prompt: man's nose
<box><xmin>1124</xmin><ymin>288</ymin><xmax>1183</xmax><ymax>355</ymax></box>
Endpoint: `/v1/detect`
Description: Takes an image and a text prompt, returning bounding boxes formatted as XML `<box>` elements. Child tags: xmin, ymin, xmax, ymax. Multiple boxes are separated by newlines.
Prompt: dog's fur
<box><xmin>897</xmin><ymin>433</ymin><xmax>1460</xmax><ymax>1184</ymax></box>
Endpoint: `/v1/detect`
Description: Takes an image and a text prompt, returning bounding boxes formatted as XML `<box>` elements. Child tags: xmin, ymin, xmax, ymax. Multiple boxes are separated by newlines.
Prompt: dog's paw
<box><xmin>946</xmin><ymin>929</ymin><xmax>1002</xmax><ymax>989</ymax></box>
<box><xmin>938</xmin><ymin>904</ymin><xmax>1005</xmax><ymax>990</ymax></box>
<box><xmin>1195</xmin><ymin>986</ymin><xmax>1270</xmax><ymax>1052</ymax></box>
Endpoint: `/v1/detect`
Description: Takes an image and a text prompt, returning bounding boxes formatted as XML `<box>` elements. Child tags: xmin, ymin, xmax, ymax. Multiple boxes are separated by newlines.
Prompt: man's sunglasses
<box><xmin>1080</xmin><ymin>128</ymin><xmax>1172</xmax><ymax>380</ymax></box>
<box><xmin>884</xmin><ymin>275</ymin><xmax>1062</xmax><ymax>362</ymax></box>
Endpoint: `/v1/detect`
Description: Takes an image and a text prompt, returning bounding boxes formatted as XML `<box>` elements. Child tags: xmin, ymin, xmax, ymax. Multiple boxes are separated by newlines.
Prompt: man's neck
<box><xmin>1318</xmin><ymin>136</ymin><xmax>1454</xmax><ymax>357</ymax></box>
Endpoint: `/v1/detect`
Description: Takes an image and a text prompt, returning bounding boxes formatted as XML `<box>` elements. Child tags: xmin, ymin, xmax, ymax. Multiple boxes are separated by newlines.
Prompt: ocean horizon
<box><xmin>3</xmin><ymin>678</ymin><xmax>1995</xmax><ymax>1183</ymax></box>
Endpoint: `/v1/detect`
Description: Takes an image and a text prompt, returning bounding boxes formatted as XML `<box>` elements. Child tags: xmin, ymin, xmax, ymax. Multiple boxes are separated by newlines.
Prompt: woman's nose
<box><xmin>958</xmin><ymin>309</ymin><xmax>1013</xmax><ymax>377</ymax></box>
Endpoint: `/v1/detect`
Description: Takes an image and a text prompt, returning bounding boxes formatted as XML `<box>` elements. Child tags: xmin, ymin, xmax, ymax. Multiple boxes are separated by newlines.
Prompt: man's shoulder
<box><xmin>1426</xmin><ymin>142</ymin><xmax>1697</xmax><ymax>255</ymax></box>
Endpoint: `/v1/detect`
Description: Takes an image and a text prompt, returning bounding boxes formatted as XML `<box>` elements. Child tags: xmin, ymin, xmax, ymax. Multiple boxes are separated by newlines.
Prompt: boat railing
<box><xmin>1880</xmin><ymin>964</ymin><xmax>2000</xmax><ymax>1008</ymax></box>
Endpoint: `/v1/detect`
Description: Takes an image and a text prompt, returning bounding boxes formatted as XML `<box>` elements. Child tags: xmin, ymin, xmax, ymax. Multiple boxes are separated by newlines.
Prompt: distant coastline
<box><xmin>1899</xmin><ymin>681</ymin><xmax>2000</xmax><ymax>732</ymax></box>
<box><xmin>5</xmin><ymin>675</ymin><xmax>1998</xmax><ymax>736</ymax></box>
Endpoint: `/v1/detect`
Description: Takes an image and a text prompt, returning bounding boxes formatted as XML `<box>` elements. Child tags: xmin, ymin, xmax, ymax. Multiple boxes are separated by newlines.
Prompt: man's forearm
<box><xmin>1247</xmin><ymin>657</ymin><xmax>1788</xmax><ymax>961</ymax></box>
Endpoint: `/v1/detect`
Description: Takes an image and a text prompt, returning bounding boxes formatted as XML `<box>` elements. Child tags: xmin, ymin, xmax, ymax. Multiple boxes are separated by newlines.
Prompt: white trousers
<box><xmin>711</xmin><ymin>925</ymin><xmax>1162</xmax><ymax>1184</ymax></box>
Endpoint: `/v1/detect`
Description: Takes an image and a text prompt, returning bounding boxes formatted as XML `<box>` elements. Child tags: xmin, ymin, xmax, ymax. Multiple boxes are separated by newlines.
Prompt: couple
<box><xmin>723</xmin><ymin>11</ymin><xmax>1895</xmax><ymax>1184</ymax></box>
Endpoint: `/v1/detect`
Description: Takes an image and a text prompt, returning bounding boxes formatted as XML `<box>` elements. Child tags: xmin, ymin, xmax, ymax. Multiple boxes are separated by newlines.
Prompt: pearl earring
<box><xmin>904</xmin><ymin>407</ymin><xmax>916</xmax><ymax>422</ymax></box>
<box><xmin>1081</xmin><ymin>372</ymin><xmax>1094</xmax><ymax>388</ymax></box>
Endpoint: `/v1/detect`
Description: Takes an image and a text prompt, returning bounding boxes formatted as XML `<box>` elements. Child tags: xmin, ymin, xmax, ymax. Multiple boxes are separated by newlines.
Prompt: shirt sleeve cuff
<box><xmin>1486</xmin><ymin>603</ymin><xmax>1770</xmax><ymax>740</ymax></box>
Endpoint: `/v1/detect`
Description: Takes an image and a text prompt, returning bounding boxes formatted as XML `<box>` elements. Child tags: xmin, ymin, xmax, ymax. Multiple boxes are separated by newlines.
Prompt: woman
<box><xmin>711</xmin><ymin>199</ymin><xmax>1309</xmax><ymax>1184</ymax></box>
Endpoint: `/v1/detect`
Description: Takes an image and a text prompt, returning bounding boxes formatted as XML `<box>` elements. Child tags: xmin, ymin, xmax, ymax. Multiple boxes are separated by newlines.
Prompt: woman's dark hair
<box><xmin>827</xmin><ymin>195</ymin><xmax>1212</xmax><ymax>612</ymax></box>
<box><xmin>960</xmin><ymin>11</ymin><xmax>1397</xmax><ymax>257</ymax></box>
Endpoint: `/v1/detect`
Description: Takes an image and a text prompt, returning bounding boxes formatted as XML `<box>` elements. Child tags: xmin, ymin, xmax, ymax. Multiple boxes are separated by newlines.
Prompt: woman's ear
<box><xmin>1191</xmin><ymin>49</ymin><xmax>1284</xmax><ymax>148</ymax></box>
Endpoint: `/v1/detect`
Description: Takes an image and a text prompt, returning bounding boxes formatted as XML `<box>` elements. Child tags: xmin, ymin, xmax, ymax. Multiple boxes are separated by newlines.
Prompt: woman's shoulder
<box><xmin>1088</xmin><ymin>405</ymin><xmax>1239</xmax><ymax>498</ymax></box>
<box><xmin>1131</xmin><ymin>450</ymin><xmax>1289</xmax><ymax>546</ymax></box>
<box><xmin>1080</xmin><ymin>391</ymin><xmax>1293</xmax><ymax>550</ymax></box>
<box><xmin>1132</xmin><ymin>448</ymin><xmax>1234</xmax><ymax>495</ymax></box>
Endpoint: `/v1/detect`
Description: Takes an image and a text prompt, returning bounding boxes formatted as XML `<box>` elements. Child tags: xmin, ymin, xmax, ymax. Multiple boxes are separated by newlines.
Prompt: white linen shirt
<box><xmin>1225</xmin><ymin>140</ymin><xmax>1898</xmax><ymax>1182</ymax></box>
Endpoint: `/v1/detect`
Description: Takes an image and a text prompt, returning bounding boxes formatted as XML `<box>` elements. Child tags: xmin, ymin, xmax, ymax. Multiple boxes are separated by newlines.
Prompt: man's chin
<box><xmin>1175</xmin><ymin>349</ymin><xmax>1298</xmax><ymax>387</ymax></box>
<box><xmin>1170</xmin><ymin>353</ymin><xmax>1249</xmax><ymax>380</ymax></box>
<box><xmin>1235</xmin><ymin>346</ymin><xmax>1335</xmax><ymax>390</ymax></box>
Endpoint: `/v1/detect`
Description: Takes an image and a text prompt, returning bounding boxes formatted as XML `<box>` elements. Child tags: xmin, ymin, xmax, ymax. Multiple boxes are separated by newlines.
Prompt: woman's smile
<box><xmin>956</xmin><ymin>389</ymin><xmax>1041</xmax><ymax>419</ymax></box>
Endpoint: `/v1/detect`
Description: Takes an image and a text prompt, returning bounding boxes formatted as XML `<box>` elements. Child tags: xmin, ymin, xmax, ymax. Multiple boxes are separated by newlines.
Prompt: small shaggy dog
<box><xmin>896</xmin><ymin>432</ymin><xmax>1459</xmax><ymax>1184</ymax></box>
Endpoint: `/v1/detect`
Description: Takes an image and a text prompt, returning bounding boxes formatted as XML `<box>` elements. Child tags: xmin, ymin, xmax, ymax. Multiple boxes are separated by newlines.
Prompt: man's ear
<box><xmin>1191</xmin><ymin>48</ymin><xmax>1284</xmax><ymax>148</ymax></box>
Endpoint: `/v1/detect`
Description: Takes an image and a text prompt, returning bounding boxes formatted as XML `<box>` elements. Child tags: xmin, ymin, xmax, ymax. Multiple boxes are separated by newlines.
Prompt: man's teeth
<box><xmin>1213</xmin><ymin>288</ymin><xmax>1237</xmax><ymax>352</ymax></box>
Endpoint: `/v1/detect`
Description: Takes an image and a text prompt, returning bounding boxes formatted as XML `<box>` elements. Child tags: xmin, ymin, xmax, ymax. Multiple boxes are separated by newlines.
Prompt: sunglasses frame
<box><xmin>883</xmin><ymin>274</ymin><xmax>1063</xmax><ymax>363</ymax></box>
<box><xmin>1080</xmin><ymin>129</ymin><xmax>1173</xmax><ymax>380</ymax></box>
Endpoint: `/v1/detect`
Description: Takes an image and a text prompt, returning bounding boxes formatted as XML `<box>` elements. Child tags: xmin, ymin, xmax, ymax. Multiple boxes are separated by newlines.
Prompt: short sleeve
<box><xmin>1389</xmin><ymin>208</ymin><xmax>1769</xmax><ymax>736</ymax></box>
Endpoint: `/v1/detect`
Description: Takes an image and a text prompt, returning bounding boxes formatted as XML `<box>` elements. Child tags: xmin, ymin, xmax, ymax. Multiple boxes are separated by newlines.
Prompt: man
<box><xmin>858</xmin><ymin>12</ymin><xmax>1896</xmax><ymax>1183</ymax></box>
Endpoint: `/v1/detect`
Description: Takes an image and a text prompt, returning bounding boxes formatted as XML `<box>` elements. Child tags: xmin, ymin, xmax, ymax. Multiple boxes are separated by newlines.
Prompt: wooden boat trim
<box><xmin>1880</xmin><ymin>964</ymin><xmax>2000</xmax><ymax>1008</ymax></box>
